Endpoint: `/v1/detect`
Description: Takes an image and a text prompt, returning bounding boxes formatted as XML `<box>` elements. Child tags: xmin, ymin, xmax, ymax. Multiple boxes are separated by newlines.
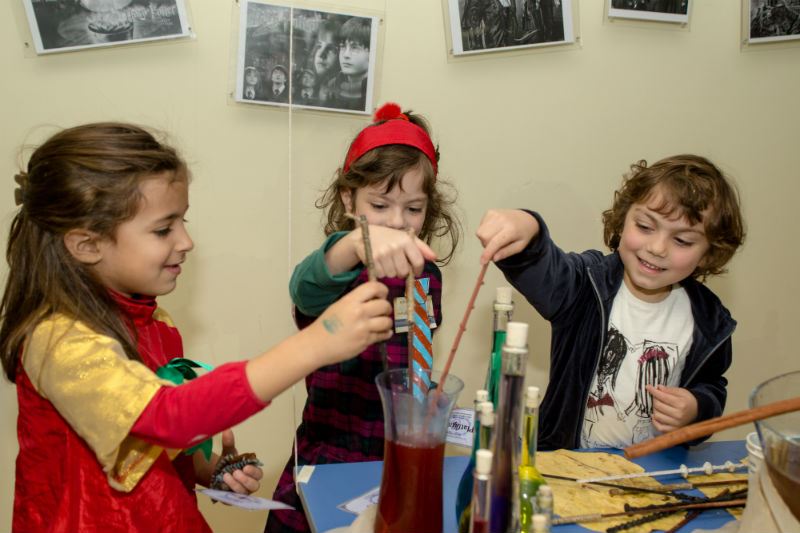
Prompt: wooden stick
<box><xmin>624</xmin><ymin>395</ymin><xmax>800</xmax><ymax>459</ymax></box>
<box><xmin>550</xmin><ymin>498</ymin><xmax>746</xmax><ymax>526</ymax></box>
<box><xmin>438</xmin><ymin>262</ymin><xmax>488</xmax><ymax>385</ymax></box>
<box><xmin>346</xmin><ymin>214</ymin><xmax>389</xmax><ymax>371</ymax></box>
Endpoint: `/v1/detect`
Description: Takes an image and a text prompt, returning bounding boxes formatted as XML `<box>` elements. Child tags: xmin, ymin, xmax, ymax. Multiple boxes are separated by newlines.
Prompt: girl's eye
<box><xmin>408</xmin><ymin>207</ymin><xmax>423</xmax><ymax>214</ymax></box>
<box><xmin>370</xmin><ymin>203</ymin><xmax>387</xmax><ymax>210</ymax></box>
<box><xmin>635</xmin><ymin>223</ymin><xmax>652</xmax><ymax>232</ymax></box>
<box><xmin>154</xmin><ymin>228</ymin><xmax>172</xmax><ymax>237</ymax></box>
<box><xmin>674</xmin><ymin>238</ymin><xmax>693</xmax><ymax>247</ymax></box>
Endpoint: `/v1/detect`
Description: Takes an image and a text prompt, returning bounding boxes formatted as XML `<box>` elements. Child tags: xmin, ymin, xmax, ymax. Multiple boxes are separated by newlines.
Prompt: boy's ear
<box><xmin>340</xmin><ymin>188</ymin><xmax>354</xmax><ymax>213</ymax></box>
<box><xmin>63</xmin><ymin>229</ymin><xmax>104</xmax><ymax>265</ymax></box>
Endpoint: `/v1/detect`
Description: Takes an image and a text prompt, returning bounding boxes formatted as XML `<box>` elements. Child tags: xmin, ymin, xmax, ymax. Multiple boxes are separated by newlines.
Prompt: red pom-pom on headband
<box><xmin>343</xmin><ymin>102</ymin><xmax>437</xmax><ymax>175</ymax></box>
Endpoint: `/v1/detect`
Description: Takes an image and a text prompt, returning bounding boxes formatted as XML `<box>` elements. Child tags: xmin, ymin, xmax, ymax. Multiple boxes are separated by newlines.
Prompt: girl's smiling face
<box><xmin>92</xmin><ymin>172</ymin><xmax>193</xmax><ymax>297</ymax></box>
<box><xmin>341</xmin><ymin>167</ymin><xmax>428</xmax><ymax>236</ymax></box>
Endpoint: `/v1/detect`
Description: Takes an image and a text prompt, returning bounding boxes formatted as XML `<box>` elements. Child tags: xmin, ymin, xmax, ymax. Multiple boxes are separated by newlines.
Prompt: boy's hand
<box><xmin>315</xmin><ymin>281</ymin><xmax>393</xmax><ymax>364</ymax></box>
<box><xmin>647</xmin><ymin>385</ymin><xmax>698</xmax><ymax>433</ymax></box>
<box><xmin>476</xmin><ymin>209</ymin><xmax>540</xmax><ymax>265</ymax></box>
<box><xmin>353</xmin><ymin>225</ymin><xmax>437</xmax><ymax>278</ymax></box>
<box><xmin>217</xmin><ymin>430</ymin><xmax>262</xmax><ymax>494</ymax></box>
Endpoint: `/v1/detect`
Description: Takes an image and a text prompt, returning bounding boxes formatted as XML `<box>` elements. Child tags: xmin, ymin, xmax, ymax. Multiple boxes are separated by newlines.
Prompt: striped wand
<box><xmin>409</xmin><ymin>277</ymin><xmax>432</xmax><ymax>401</ymax></box>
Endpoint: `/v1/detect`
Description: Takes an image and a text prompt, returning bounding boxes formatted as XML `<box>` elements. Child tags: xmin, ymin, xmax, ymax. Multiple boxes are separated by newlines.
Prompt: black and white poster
<box><xmin>235</xmin><ymin>1</ymin><xmax>379</xmax><ymax>114</ymax></box>
<box><xmin>23</xmin><ymin>0</ymin><xmax>191</xmax><ymax>55</ymax></box>
<box><xmin>749</xmin><ymin>0</ymin><xmax>800</xmax><ymax>43</ymax></box>
<box><xmin>608</xmin><ymin>0</ymin><xmax>690</xmax><ymax>23</ymax></box>
<box><xmin>447</xmin><ymin>0</ymin><xmax>574</xmax><ymax>56</ymax></box>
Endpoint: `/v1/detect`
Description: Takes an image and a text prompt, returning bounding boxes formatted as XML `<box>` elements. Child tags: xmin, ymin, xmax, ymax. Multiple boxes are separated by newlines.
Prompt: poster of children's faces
<box><xmin>23</xmin><ymin>0</ymin><xmax>191</xmax><ymax>54</ymax></box>
<box><xmin>448</xmin><ymin>0</ymin><xmax>574</xmax><ymax>55</ymax></box>
<box><xmin>235</xmin><ymin>1</ymin><xmax>379</xmax><ymax>115</ymax></box>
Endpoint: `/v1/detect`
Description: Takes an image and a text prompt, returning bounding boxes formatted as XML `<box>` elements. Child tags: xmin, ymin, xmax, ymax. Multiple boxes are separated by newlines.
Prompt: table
<box><xmin>297</xmin><ymin>440</ymin><xmax>746</xmax><ymax>533</ymax></box>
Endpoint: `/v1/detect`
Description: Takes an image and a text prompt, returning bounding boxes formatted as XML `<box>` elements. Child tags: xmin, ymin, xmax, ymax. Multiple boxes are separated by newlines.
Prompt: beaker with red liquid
<box><xmin>374</xmin><ymin>369</ymin><xmax>463</xmax><ymax>533</ymax></box>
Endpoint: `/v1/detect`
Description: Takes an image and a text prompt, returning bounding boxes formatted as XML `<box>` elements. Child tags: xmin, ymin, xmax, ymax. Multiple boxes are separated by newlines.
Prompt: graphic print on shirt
<box><xmin>582</xmin><ymin>324</ymin><xmax>678</xmax><ymax>448</ymax></box>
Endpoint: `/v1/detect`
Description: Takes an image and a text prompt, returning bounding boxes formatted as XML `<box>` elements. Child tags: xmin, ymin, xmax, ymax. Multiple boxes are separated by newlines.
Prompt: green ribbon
<box><xmin>155</xmin><ymin>357</ymin><xmax>215</xmax><ymax>460</ymax></box>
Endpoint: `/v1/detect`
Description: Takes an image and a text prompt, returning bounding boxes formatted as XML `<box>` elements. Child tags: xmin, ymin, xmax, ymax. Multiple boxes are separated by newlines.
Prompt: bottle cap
<box><xmin>478</xmin><ymin>401</ymin><xmax>493</xmax><ymax>414</ymax></box>
<box><xmin>532</xmin><ymin>514</ymin><xmax>547</xmax><ymax>531</ymax></box>
<box><xmin>526</xmin><ymin>386</ymin><xmax>540</xmax><ymax>407</ymax></box>
<box><xmin>505</xmin><ymin>322</ymin><xmax>529</xmax><ymax>348</ymax></box>
<box><xmin>475</xmin><ymin>449</ymin><xmax>493</xmax><ymax>475</ymax></box>
<box><xmin>494</xmin><ymin>287</ymin><xmax>513</xmax><ymax>311</ymax></box>
<box><xmin>476</xmin><ymin>389</ymin><xmax>489</xmax><ymax>403</ymax></box>
<box><xmin>537</xmin><ymin>485</ymin><xmax>553</xmax><ymax>498</ymax></box>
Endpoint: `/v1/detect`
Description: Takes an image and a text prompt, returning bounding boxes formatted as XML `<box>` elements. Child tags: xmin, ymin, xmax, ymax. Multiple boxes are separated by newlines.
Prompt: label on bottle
<box><xmin>446</xmin><ymin>408</ymin><xmax>475</xmax><ymax>448</ymax></box>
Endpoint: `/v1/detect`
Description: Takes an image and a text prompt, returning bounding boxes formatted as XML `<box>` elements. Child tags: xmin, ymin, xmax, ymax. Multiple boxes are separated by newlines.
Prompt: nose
<box><xmin>385</xmin><ymin>207</ymin><xmax>405</xmax><ymax>230</ymax></box>
<box><xmin>647</xmin><ymin>233</ymin><xmax>668</xmax><ymax>257</ymax></box>
<box><xmin>176</xmin><ymin>224</ymin><xmax>194</xmax><ymax>253</ymax></box>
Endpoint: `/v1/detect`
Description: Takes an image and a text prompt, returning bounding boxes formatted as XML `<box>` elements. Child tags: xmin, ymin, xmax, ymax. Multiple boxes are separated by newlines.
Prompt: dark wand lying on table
<box><xmin>347</xmin><ymin>214</ymin><xmax>389</xmax><ymax>371</ymax></box>
<box><xmin>541</xmin><ymin>473</ymin><xmax>700</xmax><ymax>500</ymax></box>
<box><xmin>550</xmin><ymin>498</ymin><xmax>747</xmax><ymax>526</ymax></box>
<box><xmin>608</xmin><ymin>477</ymin><xmax>748</xmax><ymax>495</ymax></box>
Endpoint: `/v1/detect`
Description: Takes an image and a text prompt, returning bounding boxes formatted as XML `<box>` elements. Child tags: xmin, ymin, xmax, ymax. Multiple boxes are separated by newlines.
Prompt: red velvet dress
<box><xmin>13</xmin><ymin>295</ymin><xmax>212</xmax><ymax>533</ymax></box>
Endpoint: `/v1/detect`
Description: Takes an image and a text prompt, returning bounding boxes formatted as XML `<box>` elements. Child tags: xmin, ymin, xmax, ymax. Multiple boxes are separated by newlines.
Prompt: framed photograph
<box><xmin>608</xmin><ymin>0</ymin><xmax>690</xmax><ymax>23</ymax></box>
<box><xmin>748</xmin><ymin>0</ymin><xmax>800</xmax><ymax>43</ymax></box>
<box><xmin>235</xmin><ymin>1</ymin><xmax>379</xmax><ymax>114</ymax></box>
<box><xmin>447</xmin><ymin>0</ymin><xmax>574</xmax><ymax>56</ymax></box>
<box><xmin>22</xmin><ymin>0</ymin><xmax>191</xmax><ymax>55</ymax></box>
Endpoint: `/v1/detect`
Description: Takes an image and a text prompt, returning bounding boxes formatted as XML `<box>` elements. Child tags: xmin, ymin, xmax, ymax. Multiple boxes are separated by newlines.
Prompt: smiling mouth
<box><xmin>639</xmin><ymin>258</ymin><xmax>665</xmax><ymax>272</ymax></box>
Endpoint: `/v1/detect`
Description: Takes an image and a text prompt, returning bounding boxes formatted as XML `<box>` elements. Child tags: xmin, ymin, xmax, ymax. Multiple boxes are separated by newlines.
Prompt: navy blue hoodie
<box><xmin>496</xmin><ymin>211</ymin><xmax>735</xmax><ymax>450</ymax></box>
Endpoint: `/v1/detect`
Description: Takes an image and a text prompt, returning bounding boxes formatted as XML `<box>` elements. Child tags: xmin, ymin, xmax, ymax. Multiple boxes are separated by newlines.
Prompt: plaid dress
<box><xmin>265</xmin><ymin>264</ymin><xmax>443</xmax><ymax>533</ymax></box>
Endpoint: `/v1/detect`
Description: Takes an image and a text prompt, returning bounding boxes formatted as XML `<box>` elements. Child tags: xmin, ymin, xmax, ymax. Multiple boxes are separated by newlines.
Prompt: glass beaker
<box><xmin>750</xmin><ymin>370</ymin><xmax>800</xmax><ymax>520</ymax></box>
<box><xmin>374</xmin><ymin>368</ymin><xmax>464</xmax><ymax>533</ymax></box>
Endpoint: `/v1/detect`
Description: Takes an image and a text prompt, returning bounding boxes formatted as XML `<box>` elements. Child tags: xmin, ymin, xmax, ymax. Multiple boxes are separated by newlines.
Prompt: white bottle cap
<box><xmin>478</xmin><ymin>401</ymin><xmax>493</xmax><ymax>414</ymax></box>
<box><xmin>495</xmin><ymin>286</ymin><xmax>513</xmax><ymax>306</ymax></box>
<box><xmin>532</xmin><ymin>514</ymin><xmax>547</xmax><ymax>531</ymax></box>
<box><xmin>476</xmin><ymin>389</ymin><xmax>489</xmax><ymax>403</ymax></box>
<box><xmin>505</xmin><ymin>322</ymin><xmax>529</xmax><ymax>348</ymax></box>
<box><xmin>537</xmin><ymin>485</ymin><xmax>552</xmax><ymax>498</ymax></box>
<box><xmin>476</xmin><ymin>449</ymin><xmax>493</xmax><ymax>475</ymax></box>
<box><xmin>526</xmin><ymin>386</ymin><xmax>540</xmax><ymax>407</ymax></box>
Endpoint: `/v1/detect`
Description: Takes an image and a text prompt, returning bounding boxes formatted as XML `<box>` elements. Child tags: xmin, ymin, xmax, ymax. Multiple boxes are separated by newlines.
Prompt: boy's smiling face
<box><xmin>618</xmin><ymin>186</ymin><xmax>710</xmax><ymax>303</ymax></box>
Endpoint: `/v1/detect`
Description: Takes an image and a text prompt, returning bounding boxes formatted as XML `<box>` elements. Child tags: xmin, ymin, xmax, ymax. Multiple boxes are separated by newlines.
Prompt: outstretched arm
<box><xmin>476</xmin><ymin>208</ymin><xmax>540</xmax><ymax>265</ymax></box>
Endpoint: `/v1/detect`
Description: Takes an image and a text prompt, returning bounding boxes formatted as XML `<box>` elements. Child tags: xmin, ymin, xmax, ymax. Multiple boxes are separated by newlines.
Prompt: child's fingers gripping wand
<box><xmin>347</xmin><ymin>214</ymin><xmax>389</xmax><ymax>372</ymax></box>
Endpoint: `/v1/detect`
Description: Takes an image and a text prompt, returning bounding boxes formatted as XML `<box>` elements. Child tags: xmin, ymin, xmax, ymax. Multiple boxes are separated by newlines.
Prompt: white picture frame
<box><xmin>235</xmin><ymin>1</ymin><xmax>379</xmax><ymax>115</ymax></box>
<box><xmin>608</xmin><ymin>0</ymin><xmax>690</xmax><ymax>24</ymax></box>
<box><xmin>747</xmin><ymin>0</ymin><xmax>800</xmax><ymax>43</ymax></box>
<box><xmin>447</xmin><ymin>0</ymin><xmax>574</xmax><ymax>56</ymax></box>
<box><xmin>22</xmin><ymin>0</ymin><xmax>192</xmax><ymax>55</ymax></box>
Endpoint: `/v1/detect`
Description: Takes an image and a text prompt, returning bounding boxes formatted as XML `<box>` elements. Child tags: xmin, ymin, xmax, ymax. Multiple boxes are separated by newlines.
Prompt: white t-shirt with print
<box><xmin>580</xmin><ymin>282</ymin><xmax>694</xmax><ymax>449</ymax></box>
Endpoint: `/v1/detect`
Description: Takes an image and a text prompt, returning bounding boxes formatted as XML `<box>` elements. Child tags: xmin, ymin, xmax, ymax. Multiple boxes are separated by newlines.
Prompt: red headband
<box><xmin>344</xmin><ymin>103</ymin><xmax>438</xmax><ymax>175</ymax></box>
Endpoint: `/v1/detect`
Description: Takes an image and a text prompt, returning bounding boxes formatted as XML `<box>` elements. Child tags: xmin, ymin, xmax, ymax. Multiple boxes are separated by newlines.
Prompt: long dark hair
<box><xmin>0</xmin><ymin>122</ymin><xmax>188</xmax><ymax>382</ymax></box>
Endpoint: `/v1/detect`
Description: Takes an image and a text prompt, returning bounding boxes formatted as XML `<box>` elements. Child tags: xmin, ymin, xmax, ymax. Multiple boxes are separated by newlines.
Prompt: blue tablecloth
<box><xmin>297</xmin><ymin>440</ymin><xmax>746</xmax><ymax>533</ymax></box>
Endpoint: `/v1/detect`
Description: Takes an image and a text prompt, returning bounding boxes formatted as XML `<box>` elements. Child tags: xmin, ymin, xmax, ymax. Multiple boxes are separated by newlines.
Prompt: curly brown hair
<box><xmin>317</xmin><ymin>109</ymin><xmax>461</xmax><ymax>264</ymax></box>
<box><xmin>602</xmin><ymin>154</ymin><xmax>745</xmax><ymax>279</ymax></box>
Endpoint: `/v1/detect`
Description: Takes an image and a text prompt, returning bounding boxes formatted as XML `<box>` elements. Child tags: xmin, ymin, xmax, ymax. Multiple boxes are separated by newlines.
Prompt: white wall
<box><xmin>1</xmin><ymin>1</ymin><xmax>798</xmax><ymax>531</ymax></box>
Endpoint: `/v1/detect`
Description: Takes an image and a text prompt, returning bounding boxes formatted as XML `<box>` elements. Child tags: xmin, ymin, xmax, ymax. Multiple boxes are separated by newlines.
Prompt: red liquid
<box><xmin>374</xmin><ymin>440</ymin><xmax>445</xmax><ymax>533</ymax></box>
<box><xmin>471</xmin><ymin>517</ymin><xmax>489</xmax><ymax>533</ymax></box>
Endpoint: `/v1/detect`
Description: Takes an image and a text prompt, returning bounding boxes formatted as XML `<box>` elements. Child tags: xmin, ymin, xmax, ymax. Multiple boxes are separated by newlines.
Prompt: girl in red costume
<box><xmin>0</xmin><ymin>122</ymin><xmax>393</xmax><ymax>533</ymax></box>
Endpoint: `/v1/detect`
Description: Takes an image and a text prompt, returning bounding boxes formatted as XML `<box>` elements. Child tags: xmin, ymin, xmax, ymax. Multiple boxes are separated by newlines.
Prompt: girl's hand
<box><xmin>476</xmin><ymin>209</ymin><xmax>540</xmax><ymax>265</ymax></box>
<box><xmin>216</xmin><ymin>430</ymin><xmax>262</xmax><ymax>494</ymax></box>
<box><xmin>647</xmin><ymin>385</ymin><xmax>699</xmax><ymax>433</ymax></box>
<box><xmin>352</xmin><ymin>225</ymin><xmax>437</xmax><ymax>279</ymax></box>
<box><xmin>314</xmin><ymin>281</ymin><xmax>393</xmax><ymax>365</ymax></box>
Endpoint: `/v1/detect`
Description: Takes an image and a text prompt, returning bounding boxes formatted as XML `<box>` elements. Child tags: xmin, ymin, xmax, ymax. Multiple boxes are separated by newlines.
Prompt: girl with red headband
<box><xmin>266</xmin><ymin>103</ymin><xmax>461</xmax><ymax>533</ymax></box>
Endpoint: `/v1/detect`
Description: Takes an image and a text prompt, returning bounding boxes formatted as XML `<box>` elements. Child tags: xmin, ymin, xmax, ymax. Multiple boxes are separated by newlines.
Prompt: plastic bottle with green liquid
<box><xmin>486</xmin><ymin>287</ymin><xmax>514</xmax><ymax>407</ymax></box>
<box><xmin>519</xmin><ymin>386</ymin><xmax>547</xmax><ymax>532</ymax></box>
